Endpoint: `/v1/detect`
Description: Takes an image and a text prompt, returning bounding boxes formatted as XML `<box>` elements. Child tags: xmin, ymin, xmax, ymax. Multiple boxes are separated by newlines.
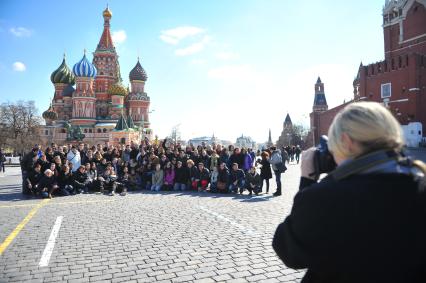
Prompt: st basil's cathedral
<box><xmin>41</xmin><ymin>6</ymin><xmax>152</xmax><ymax>145</ymax></box>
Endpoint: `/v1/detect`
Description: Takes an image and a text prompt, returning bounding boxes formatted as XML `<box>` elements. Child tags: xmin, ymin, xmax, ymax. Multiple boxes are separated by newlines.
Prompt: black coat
<box><xmin>175</xmin><ymin>167</ymin><xmax>189</xmax><ymax>183</ymax></box>
<box><xmin>259</xmin><ymin>159</ymin><xmax>272</xmax><ymax>179</ymax></box>
<box><xmin>273</xmin><ymin>173</ymin><xmax>426</xmax><ymax>283</ymax></box>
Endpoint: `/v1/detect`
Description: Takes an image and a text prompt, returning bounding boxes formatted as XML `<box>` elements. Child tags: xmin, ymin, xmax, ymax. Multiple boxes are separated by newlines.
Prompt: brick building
<box><xmin>311</xmin><ymin>0</ymin><xmax>426</xmax><ymax>145</ymax></box>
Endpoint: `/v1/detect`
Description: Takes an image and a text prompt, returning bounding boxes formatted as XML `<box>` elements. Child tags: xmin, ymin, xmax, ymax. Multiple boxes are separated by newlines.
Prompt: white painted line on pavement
<box><xmin>39</xmin><ymin>216</ymin><xmax>63</xmax><ymax>267</ymax></box>
<box><xmin>198</xmin><ymin>206</ymin><xmax>257</xmax><ymax>235</ymax></box>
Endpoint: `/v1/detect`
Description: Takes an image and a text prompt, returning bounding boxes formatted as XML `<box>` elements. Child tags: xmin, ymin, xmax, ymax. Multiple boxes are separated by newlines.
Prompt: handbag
<box><xmin>276</xmin><ymin>162</ymin><xmax>287</xmax><ymax>173</ymax></box>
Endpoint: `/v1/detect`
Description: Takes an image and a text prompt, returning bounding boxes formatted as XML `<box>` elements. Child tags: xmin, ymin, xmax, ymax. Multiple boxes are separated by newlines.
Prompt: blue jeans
<box><xmin>174</xmin><ymin>183</ymin><xmax>186</xmax><ymax>191</ymax></box>
<box><xmin>151</xmin><ymin>184</ymin><xmax>162</xmax><ymax>191</ymax></box>
<box><xmin>229</xmin><ymin>179</ymin><xmax>245</xmax><ymax>193</ymax></box>
<box><xmin>274</xmin><ymin>170</ymin><xmax>281</xmax><ymax>193</ymax></box>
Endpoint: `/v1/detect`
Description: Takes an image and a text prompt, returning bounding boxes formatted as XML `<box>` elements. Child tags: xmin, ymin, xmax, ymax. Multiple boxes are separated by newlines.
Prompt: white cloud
<box><xmin>215</xmin><ymin>51</ymin><xmax>240</xmax><ymax>60</ymax></box>
<box><xmin>9</xmin><ymin>27</ymin><xmax>32</xmax><ymax>37</ymax></box>
<box><xmin>175</xmin><ymin>36</ymin><xmax>211</xmax><ymax>56</ymax></box>
<box><xmin>12</xmin><ymin>61</ymin><xmax>26</xmax><ymax>72</ymax></box>
<box><xmin>112</xmin><ymin>30</ymin><xmax>127</xmax><ymax>45</ymax></box>
<box><xmin>160</xmin><ymin>26</ymin><xmax>205</xmax><ymax>45</ymax></box>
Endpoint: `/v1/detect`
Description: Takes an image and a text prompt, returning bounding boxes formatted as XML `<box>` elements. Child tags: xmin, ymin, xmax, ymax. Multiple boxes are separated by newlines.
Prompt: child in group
<box><xmin>151</xmin><ymin>163</ymin><xmax>164</xmax><ymax>192</ymax></box>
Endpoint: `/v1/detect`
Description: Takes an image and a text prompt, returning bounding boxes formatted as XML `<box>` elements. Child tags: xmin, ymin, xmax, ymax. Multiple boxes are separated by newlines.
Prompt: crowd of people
<box><xmin>19</xmin><ymin>139</ymin><xmax>301</xmax><ymax>199</ymax></box>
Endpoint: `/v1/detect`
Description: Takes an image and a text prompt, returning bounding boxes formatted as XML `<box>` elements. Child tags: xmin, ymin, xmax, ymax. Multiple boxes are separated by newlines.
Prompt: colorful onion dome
<box><xmin>107</xmin><ymin>81</ymin><xmax>127</xmax><ymax>96</ymax></box>
<box><xmin>103</xmin><ymin>5</ymin><xmax>112</xmax><ymax>18</ymax></box>
<box><xmin>129</xmin><ymin>58</ymin><xmax>148</xmax><ymax>81</ymax></box>
<box><xmin>50</xmin><ymin>55</ymin><xmax>75</xmax><ymax>84</ymax></box>
<box><xmin>42</xmin><ymin>104</ymin><xmax>58</xmax><ymax>120</ymax></box>
<box><xmin>73</xmin><ymin>52</ymin><xmax>97</xmax><ymax>78</ymax></box>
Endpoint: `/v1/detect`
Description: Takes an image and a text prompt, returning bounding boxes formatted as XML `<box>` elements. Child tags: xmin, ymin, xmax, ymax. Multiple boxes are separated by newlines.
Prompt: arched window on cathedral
<box><xmin>61</xmin><ymin>129</ymin><xmax>66</xmax><ymax>133</ymax></box>
<box><xmin>84</xmin><ymin>129</ymin><xmax>88</xmax><ymax>133</ymax></box>
<box><xmin>103</xmin><ymin>128</ymin><xmax>107</xmax><ymax>133</ymax></box>
<box><xmin>89</xmin><ymin>129</ymin><xmax>92</xmax><ymax>133</ymax></box>
<box><xmin>97</xmin><ymin>128</ymin><xmax>102</xmax><ymax>133</ymax></box>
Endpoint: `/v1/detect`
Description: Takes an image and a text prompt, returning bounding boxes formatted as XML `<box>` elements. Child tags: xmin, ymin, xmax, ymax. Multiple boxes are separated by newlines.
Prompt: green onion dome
<box><xmin>107</xmin><ymin>81</ymin><xmax>127</xmax><ymax>96</ymax></box>
<box><xmin>42</xmin><ymin>104</ymin><xmax>58</xmax><ymax>120</ymax></box>
<box><xmin>50</xmin><ymin>55</ymin><xmax>75</xmax><ymax>85</ymax></box>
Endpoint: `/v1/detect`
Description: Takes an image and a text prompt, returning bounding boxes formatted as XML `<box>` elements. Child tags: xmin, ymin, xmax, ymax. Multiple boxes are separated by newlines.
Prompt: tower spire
<box><xmin>97</xmin><ymin>5</ymin><xmax>114</xmax><ymax>51</ymax></box>
<box><xmin>313</xmin><ymin>77</ymin><xmax>328</xmax><ymax>112</ymax></box>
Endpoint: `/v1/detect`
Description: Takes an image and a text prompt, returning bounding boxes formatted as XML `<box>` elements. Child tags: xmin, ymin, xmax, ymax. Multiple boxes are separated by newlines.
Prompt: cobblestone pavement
<box><xmin>0</xmin><ymin>164</ymin><xmax>305</xmax><ymax>283</ymax></box>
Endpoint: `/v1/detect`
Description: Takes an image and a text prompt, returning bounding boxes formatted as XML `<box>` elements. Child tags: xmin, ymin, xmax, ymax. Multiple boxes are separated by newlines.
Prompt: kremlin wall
<box><xmin>310</xmin><ymin>0</ymin><xmax>426</xmax><ymax>147</ymax></box>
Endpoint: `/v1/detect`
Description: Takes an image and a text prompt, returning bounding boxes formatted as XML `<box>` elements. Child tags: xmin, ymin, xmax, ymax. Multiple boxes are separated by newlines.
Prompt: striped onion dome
<box><xmin>50</xmin><ymin>55</ymin><xmax>75</xmax><ymax>84</ymax></box>
<box><xmin>72</xmin><ymin>52</ymin><xmax>97</xmax><ymax>78</ymax></box>
<box><xmin>129</xmin><ymin>58</ymin><xmax>148</xmax><ymax>81</ymax></box>
<box><xmin>42</xmin><ymin>104</ymin><xmax>58</xmax><ymax>120</ymax></box>
<box><xmin>107</xmin><ymin>81</ymin><xmax>127</xmax><ymax>96</ymax></box>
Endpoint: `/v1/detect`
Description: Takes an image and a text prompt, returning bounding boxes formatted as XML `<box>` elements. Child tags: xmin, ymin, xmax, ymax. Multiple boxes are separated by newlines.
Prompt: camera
<box><xmin>313</xmin><ymin>135</ymin><xmax>337</xmax><ymax>180</ymax></box>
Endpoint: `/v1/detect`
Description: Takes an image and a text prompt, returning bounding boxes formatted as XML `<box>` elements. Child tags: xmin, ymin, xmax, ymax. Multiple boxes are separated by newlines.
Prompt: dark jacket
<box><xmin>27</xmin><ymin>170</ymin><xmax>43</xmax><ymax>187</ymax></box>
<box><xmin>21</xmin><ymin>151</ymin><xmax>37</xmax><ymax>171</ymax></box>
<box><xmin>73</xmin><ymin>170</ymin><xmax>88</xmax><ymax>186</ymax></box>
<box><xmin>245</xmin><ymin>171</ymin><xmax>261</xmax><ymax>187</ymax></box>
<box><xmin>175</xmin><ymin>166</ymin><xmax>190</xmax><ymax>183</ymax></box>
<box><xmin>194</xmin><ymin>167</ymin><xmax>210</xmax><ymax>181</ymax></box>
<box><xmin>218</xmin><ymin>167</ymin><xmax>229</xmax><ymax>183</ymax></box>
<box><xmin>57</xmin><ymin>171</ymin><xmax>73</xmax><ymax>187</ymax></box>
<box><xmin>259</xmin><ymin>158</ymin><xmax>272</xmax><ymax>179</ymax></box>
<box><xmin>272</xmin><ymin>173</ymin><xmax>426</xmax><ymax>283</ymax></box>
<box><xmin>37</xmin><ymin>175</ymin><xmax>56</xmax><ymax>189</ymax></box>
<box><xmin>230</xmin><ymin>169</ymin><xmax>245</xmax><ymax>183</ymax></box>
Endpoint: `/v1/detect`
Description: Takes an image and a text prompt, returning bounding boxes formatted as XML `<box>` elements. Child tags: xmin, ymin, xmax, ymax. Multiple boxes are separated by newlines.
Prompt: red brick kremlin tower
<box><xmin>41</xmin><ymin>6</ymin><xmax>152</xmax><ymax>145</ymax></box>
<box><xmin>310</xmin><ymin>0</ymin><xmax>426</xmax><ymax>146</ymax></box>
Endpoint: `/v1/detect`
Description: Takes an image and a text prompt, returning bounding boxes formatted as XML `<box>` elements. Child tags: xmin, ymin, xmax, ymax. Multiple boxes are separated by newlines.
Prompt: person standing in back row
<box><xmin>269</xmin><ymin>146</ymin><xmax>283</xmax><ymax>196</ymax></box>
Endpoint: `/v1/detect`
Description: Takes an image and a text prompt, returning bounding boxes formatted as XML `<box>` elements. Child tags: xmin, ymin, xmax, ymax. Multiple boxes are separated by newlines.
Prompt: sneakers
<box><xmin>273</xmin><ymin>192</ymin><xmax>282</xmax><ymax>197</ymax></box>
<box><xmin>109</xmin><ymin>191</ymin><xmax>115</xmax><ymax>196</ymax></box>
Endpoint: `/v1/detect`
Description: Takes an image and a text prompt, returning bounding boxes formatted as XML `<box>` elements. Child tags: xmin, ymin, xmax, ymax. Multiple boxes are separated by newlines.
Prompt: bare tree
<box><xmin>0</xmin><ymin>101</ymin><xmax>43</xmax><ymax>154</ymax></box>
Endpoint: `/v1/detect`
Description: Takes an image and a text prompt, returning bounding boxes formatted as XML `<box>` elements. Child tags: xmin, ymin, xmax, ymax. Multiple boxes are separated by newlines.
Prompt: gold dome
<box><xmin>103</xmin><ymin>6</ymin><xmax>112</xmax><ymax>18</ymax></box>
<box><xmin>107</xmin><ymin>82</ymin><xmax>127</xmax><ymax>96</ymax></box>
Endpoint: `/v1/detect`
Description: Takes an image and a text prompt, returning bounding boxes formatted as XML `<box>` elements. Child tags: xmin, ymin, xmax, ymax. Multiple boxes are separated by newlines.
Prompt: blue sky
<box><xmin>0</xmin><ymin>0</ymin><xmax>385</xmax><ymax>143</ymax></box>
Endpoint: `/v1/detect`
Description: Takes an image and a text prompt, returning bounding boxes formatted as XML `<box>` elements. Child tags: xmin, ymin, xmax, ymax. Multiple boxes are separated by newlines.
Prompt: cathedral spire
<box><xmin>97</xmin><ymin>5</ymin><xmax>115</xmax><ymax>51</ymax></box>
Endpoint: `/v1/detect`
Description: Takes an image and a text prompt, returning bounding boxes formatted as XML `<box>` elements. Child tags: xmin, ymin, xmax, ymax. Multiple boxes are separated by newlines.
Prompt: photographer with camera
<box><xmin>272</xmin><ymin>102</ymin><xmax>426</xmax><ymax>282</ymax></box>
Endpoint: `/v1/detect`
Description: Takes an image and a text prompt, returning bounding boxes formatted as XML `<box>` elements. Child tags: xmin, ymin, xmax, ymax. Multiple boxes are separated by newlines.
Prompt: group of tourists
<box><xmin>19</xmin><ymin>138</ymin><xmax>300</xmax><ymax>199</ymax></box>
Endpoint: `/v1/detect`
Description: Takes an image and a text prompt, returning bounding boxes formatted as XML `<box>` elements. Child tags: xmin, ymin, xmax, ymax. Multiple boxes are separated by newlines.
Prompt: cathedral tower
<box><xmin>128</xmin><ymin>58</ymin><xmax>150</xmax><ymax>128</ymax></box>
<box><xmin>50</xmin><ymin>54</ymin><xmax>75</xmax><ymax>121</ymax></box>
<box><xmin>92</xmin><ymin>5</ymin><xmax>121</xmax><ymax>119</ymax></box>
<box><xmin>71</xmin><ymin>52</ymin><xmax>97</xmax><ymax>125</ymax></box>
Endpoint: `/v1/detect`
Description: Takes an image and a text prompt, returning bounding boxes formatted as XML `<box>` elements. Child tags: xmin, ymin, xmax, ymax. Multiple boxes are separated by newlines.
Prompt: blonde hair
<box><xmin>328</xmin><ymin>102</ymin><xmax>404</xmax><ymax>159</ymax></box>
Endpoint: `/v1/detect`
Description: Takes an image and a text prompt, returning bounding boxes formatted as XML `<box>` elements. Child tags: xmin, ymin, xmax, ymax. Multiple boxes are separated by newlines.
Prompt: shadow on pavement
<box><xmin>131</xmin><ymin>190</ymin><xmax>274</xmax><ymax>201</ymax></box>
